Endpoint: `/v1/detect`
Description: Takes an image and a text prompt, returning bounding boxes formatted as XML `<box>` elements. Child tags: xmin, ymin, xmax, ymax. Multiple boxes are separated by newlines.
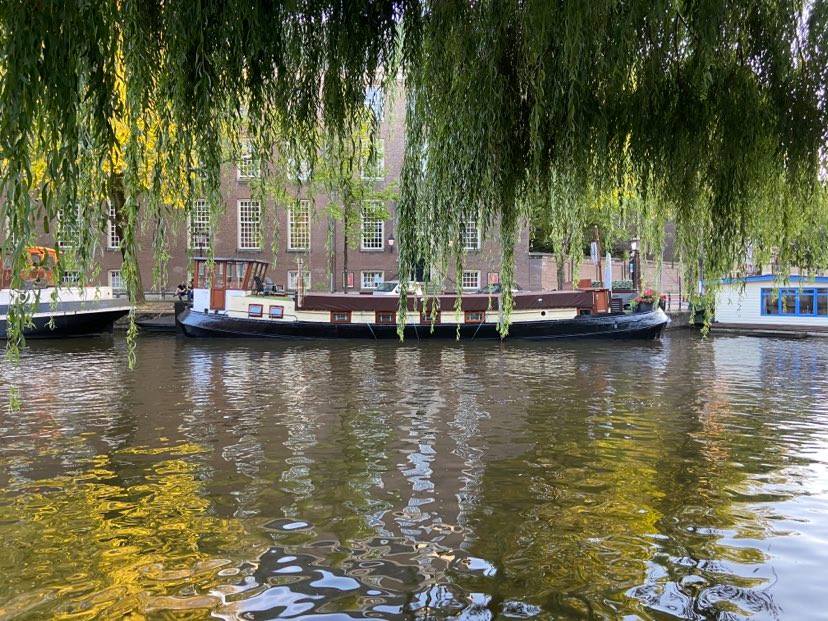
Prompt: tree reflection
<box><xmin>0</xmin><ymin>445</ymin><xmax>264</xmax><ymax>619</ymax></box>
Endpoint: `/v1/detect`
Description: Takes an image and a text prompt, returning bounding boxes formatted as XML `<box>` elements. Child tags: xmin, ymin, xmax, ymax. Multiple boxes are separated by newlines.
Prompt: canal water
<box><xmin>0</xmin><ymin>332</ymin><xmax>827</xmax><ymax>620</ymax></box>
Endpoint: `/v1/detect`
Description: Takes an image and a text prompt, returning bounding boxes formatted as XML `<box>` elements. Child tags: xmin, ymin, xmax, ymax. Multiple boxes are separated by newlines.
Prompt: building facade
<box><xmin>8</xmin><ymin>93</ymin><xmax>531</xmax><ymax>296</ymax></box>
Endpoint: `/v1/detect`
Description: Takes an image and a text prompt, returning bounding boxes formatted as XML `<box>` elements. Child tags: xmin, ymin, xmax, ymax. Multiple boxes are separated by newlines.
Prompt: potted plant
<box><xmin>634</xmin><ymin>289</ymin><xmax>657</xmax><ymax>312</ymax></box>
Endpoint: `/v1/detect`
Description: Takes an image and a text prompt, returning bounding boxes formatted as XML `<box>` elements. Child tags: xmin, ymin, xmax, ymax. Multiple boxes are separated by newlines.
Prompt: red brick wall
<box><xmin>3</xmin><ymin>92</ymin><xmax>532</xmax><ymax>292</ymax></box>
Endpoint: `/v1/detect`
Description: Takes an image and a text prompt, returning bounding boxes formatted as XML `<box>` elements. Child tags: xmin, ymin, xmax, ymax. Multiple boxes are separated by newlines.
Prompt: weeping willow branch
<box><xmin>1</xmin><ymin>0</ymin><xmax>827</xmax><ymax>351</ymax></box>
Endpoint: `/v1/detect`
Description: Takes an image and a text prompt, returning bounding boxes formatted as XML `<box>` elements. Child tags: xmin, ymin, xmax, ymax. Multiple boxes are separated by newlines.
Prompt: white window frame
<box><xmin>57</xmin><ymin>204</ymin><xmax>82</xmax><ymax>249</ymax></box>
<box><xmin>107</xmin><ymin>202</ymin><xmax>121</xmax><ymax>250</ymax></box>
<box><xmin>360</xmin><ymin>201</ymin><xmax>385</xmax><ymax>251</ymax></box>
<box><xmin>287</xmin><ymin>157</ymin><xmax>311</xmax><ymax>182</ymax></box>
<box><xmin>237</xmin><ymin>141</ymin><xmax>260</xmax><ymax>179</ymax></box>
<box><xmin>188</xmin><ymin>199</ymin><xmax>211</xmax><ymax>250</ymax></box>
<box><xmin>287</xmin><ymin>270</ymin><xmax>311</xmax><ymax>292</ymax></box>
<box><xmin>62</xmin><ymin>271</ymin><xmax>81</xmax><ymax>285</ymax></box>
<box><xmin>361</xmin><ymin>271</ymin><xmax>385</xmax><ymax>290</ymax></box>
<box><xmin>365</xmin><ymin>86</ymin><xmax>384</xmax><ymax>122</ymax></box>
<box><xmin>108</xmin><ymin>269</ymin><xmax>125</xmax><ymax>292</ymax></box>
<box><xmin>461</xmin><ymin>270</ymin><xmax>481</xmax><ymax>291</ymax></box>
<box><xmin>361</xmin><ymin>137</ymin><xmax>385</xmax><ymax>180</ymax></box>
<box><xmin>287</xmin><ymin>200</ymin><xmax>311</xmax><ymax>251</ymax></box>
<box><xmin>237</xmin><ymin>200</ymin><xmax>262</xmax><ymax>250</ymax></box>
<box><xmin>461</xmin><ymin>218</ymin><xmax>481</xmax><ymax>251</ymax></box>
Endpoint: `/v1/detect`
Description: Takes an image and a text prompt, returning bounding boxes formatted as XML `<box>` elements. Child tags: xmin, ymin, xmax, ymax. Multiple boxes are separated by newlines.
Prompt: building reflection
<box><xmin>2</xmin><ymin>334</ymin><xmax>828</xmax><ymax>618</ymax></box>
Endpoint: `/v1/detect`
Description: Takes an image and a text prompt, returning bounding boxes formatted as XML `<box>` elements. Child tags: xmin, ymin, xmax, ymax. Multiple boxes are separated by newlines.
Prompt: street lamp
<box><xmin>387</xmin><ymin>234</ymin><xmax>395</xmax><ymax>251</ymax></box>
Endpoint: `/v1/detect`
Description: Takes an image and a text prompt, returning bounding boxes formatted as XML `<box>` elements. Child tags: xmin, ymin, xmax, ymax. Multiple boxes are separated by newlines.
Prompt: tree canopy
<box><xmin>1</xmin><ymin>1</ymin><xmax>827</xmax><ymax>336</ymax></box>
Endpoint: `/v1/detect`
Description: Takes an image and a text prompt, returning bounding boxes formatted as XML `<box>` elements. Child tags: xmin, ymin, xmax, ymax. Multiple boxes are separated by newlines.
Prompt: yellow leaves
<box><xmin>0</xmin><ymin>452</ymin><xmax>258</xmax><ymax>620</ymax></box>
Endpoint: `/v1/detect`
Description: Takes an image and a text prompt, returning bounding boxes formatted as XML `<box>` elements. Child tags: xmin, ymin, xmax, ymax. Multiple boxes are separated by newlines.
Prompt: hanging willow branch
<box><xmin>1</xmin><ymin>0</ymin><xmax>827</xmax><ymax>349</ymax></box>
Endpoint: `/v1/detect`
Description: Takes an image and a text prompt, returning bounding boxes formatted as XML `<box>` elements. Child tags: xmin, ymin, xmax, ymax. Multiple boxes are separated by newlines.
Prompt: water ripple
<box><xmin>1</xmin><ymin>333</ymin><xmax>827</xmax><ymax>619</ymax></box>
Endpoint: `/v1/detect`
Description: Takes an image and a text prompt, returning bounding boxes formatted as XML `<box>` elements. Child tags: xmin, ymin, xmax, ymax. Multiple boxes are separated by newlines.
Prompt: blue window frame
<box><xmin>761</xmin><ymin>288</ymin><xmax>828</xmax><ymax>317</ymax></box>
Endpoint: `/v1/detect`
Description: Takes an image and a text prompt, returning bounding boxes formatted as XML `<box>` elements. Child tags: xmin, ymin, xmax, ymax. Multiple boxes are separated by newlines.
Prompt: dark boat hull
<box><xmin>179</xmin><ymin>308</ymin><xmax>669</xmax><ymax>340</ymax></box>
<box><xmin>0</xmin><ymin>308</ymin><xmax>129</xmax><ymax>339</ymax></box>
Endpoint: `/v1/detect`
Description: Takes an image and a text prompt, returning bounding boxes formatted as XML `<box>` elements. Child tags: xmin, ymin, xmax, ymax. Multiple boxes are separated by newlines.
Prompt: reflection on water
<box><xmin>1</xmin><ymin>334</ymin><xmax>828</xmax><ymax>619</ymax></box>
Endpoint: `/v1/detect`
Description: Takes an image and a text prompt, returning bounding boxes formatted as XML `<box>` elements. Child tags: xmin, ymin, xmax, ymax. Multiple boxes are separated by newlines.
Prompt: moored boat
<box><xmin>0</xmin><ymin>247</ymin><xmax>130</xmax><ymax>339</ymax></box>
<box><xmin>178</xmin><ymin>257</ymin><xmax>669</xmax><ymax>340</ymax></box>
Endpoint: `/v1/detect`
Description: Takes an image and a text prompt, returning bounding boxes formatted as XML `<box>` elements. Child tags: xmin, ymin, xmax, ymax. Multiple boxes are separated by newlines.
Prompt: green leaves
<box><xmin>0</xmin><ymin>0</ymin><xmax>826</xmax><ymax>346</ymax></box>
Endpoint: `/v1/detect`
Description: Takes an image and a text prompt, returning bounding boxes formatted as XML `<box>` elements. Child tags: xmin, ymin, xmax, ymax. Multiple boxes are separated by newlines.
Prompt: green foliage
<box><xmin>1</xmin><ymin>0</ymin><xmax>827</xmax><ymax>345</ymax></box>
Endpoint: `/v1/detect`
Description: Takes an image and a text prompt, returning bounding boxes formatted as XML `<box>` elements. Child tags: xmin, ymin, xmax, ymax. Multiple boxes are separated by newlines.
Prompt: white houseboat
<box><xmin>0</xmin><ymin>247</ymin><xmax>130</xmax><ymax>339</ymax></box>
<box><xmin>179</xmin><ymin>257</ymin><xmax>669</xmax><ymax>340</ymax></box>
<box><xmin>713</xmin><ymin>274</ymin><xmax>828</xmax><ymax>335</ymax></box>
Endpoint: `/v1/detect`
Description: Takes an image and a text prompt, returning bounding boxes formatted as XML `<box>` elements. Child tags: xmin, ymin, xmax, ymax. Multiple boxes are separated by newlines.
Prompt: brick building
<box><xmin>8</xmin><ymin>92</ymin><xmax>532</xmax><ymax>296</ymax></box>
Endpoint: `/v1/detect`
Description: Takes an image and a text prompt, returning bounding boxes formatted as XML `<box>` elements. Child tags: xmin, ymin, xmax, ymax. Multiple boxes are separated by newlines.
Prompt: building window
<box><xmin>237</xmin><ymin>200</ymin><xmax>262</xmax><ymax>250</ymax></box>
<box><xmin>461</xmin><ymin>218</ymin><xmax>480</xmax><ymax>251</ymax></box>
<box><xmin>361</xmin><ymin>138</ymin><xmax>385</xmax><ymax>180</ymax></box>
<box><xmin>365</xmin><ymin>86</ymin><xmax>384</xmax><ymax>122</ymax></box>
<box><xmin>375</xmin><ymin>311</ymin><xmax>396</xmax><ymax>325</ymax></box>
<box><xmin>288</xmin><ymin>200</ymin><xmax>311</xmax><ymax>250</ymax></box>
<box><xmin>269</xmin><ymin>305</ymin><xmax>284</xmax><ymax>319</ymax></box>
<box><xmin>461</xmin><ymin>270</ymin><xmax>480</xmax><ymax>291</ymax></box>
<box><xmin>62</xmin><ymin>271</ymin><xmax>81</xmax><ymax>285</ymax></box>
<box><xmin>107</xmin><ymin>203</ymin><xmax>120</xmax><ymax>250</ymax></box>
<box><xmin>287</xmin><ymin>270</ymin><xmax>311</xmax><ymax>292</ymax></box>
<box><xmin>248</xmin><ymin>303</ymin><xmax>264</xmax><ymax>318</ymax></box>
<box><xmin>109</xmin><ymin>270</ymin><xmax>125</xmax><ymax>292</ymax></box>
<box><xmin>361</xmin><ymin>202</ymin><xmax>385</xmax><ymax>250</ymax></box>
<box><xmin>57</xmin><ymin>204</ymin><xmax>81</xmax><ymax>248</ymax></box>
<box><xmin>761</xmin><ymin>287</ymin><xmax>828</xmax><ymax>317</ymax></box>
<box><xmin>287</xmin><ymin>157</ymin><xmax>311</xmax><ymax>182</ymax></box>
<box><xmin>330</xmin><ymin>310</ymin><xmax>351</xmax><ymax>324</ymax></box>
<box><xmin>188</xmin><ymin>199</ymin><xmax>211</xmax><ymax>249</ymax></box>
<box><xmin>465</xmin><ymin>310</ymin><xmax>485</xmax><ymax>324</ymax></box>
<box><xmin>361</xmin><ymin>271</ymin><xmax>384</xmax><ymax>289</ymax></box>
<box><xmin>237</xmin><ymin>141</ymin><xmax>260</xmax><ymax>179</ymax></box>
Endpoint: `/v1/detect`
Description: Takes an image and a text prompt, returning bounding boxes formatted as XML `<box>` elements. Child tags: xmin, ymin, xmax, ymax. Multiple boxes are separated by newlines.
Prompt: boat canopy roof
<box><xmin>299</xmin><ymin>290</ymin><xmax>600</xmax><ymax>312</ymax></box>
<box><xmin>192</xmin><ymin>257</ymin><xmax>270</xmax><ymax>266</ymax></box>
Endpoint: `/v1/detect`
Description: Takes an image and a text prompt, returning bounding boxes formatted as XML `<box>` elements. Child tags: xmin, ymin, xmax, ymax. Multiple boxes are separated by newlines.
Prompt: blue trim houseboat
<box><xmin>713</xmin><ymin>274</ymin><xmax>828</xmax><ymax>335</ymax></box>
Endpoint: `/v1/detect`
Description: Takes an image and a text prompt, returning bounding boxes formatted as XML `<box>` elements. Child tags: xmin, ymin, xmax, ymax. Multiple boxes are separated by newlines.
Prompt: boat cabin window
<box><xmin>375</xmin><ymin>311</ymin><xmax>396</xmax><ymax>325</ymax></box>
<box><xmin>226</xmin><ymin>262</ymin><xmax>248</xmax><ymax>289</ymax></box>
<box><xmin>762</xmin><ymin>287</ymin><xmax>828</xmax><ymax>317</ymax></box>
<box><xmin>248</xmin><ymin>303</ymin><xmax>263</xmax><ymax>318</ymax></box>
<box><xmin>194</xmin><ymin>260</ymin><xmax>224</xmax><ymax>288</ymax></box>
<box><xmin>465</xmin><ymin>310</ymin><xmax>485</xmax><ymax>324</ymax></box>
<box><xmin>195</xmin><ymin>261</ymin><xmax>207</xmax><ymax>288</ymax></box>
<box><xmin>420</xmin><ymin>310</ymin><xmax>441</xmax><ymax>325</ymax></box>
<box><xmin>269</xmin><ymin>305</ymin><xmax>284</xmax><ymax>319</ymax></box>
<box><xmin>331</xmin><ymin>311</ymin><xmax>351</xmax><ymax>324</ymax></box>
<box><xmin>819</xmin><ymin>290</ymin><xmax>828</xmax><ymax>316</ymax></box>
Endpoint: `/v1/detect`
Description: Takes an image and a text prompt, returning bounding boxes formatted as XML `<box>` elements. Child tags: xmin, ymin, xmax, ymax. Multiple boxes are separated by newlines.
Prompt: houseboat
<box><xmin>0</xmin><ymin>247</ymin><xmax>130</xmax><ymax>339</ymax></box>
<box><xmin>178</xmin><ymin>257</ymin><xmax>669</xmax><ymax>340</ymax></box>
<box><xmin>713</xmin><ymin>274</ymin><xmax>828</xmax><ymax>336</ymax></box>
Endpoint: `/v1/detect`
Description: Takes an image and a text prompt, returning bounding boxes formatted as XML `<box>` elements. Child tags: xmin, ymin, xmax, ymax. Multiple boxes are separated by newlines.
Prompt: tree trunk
<box><xmin>556</xmin><ymin>259</ymin><xmax>566</xmax><ymax>290</ymax></box>
<box><xmin>109</xmin><ymin>173</ymin><xmax>145</xmax><ymax>304</ymax></box>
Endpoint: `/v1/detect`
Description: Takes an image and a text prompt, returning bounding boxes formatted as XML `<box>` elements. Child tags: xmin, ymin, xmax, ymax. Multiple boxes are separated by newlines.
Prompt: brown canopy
<box><xmin>299</xmin><ymin>290</ymin><xmax>606</xmax><ymax>313</ymax></box>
